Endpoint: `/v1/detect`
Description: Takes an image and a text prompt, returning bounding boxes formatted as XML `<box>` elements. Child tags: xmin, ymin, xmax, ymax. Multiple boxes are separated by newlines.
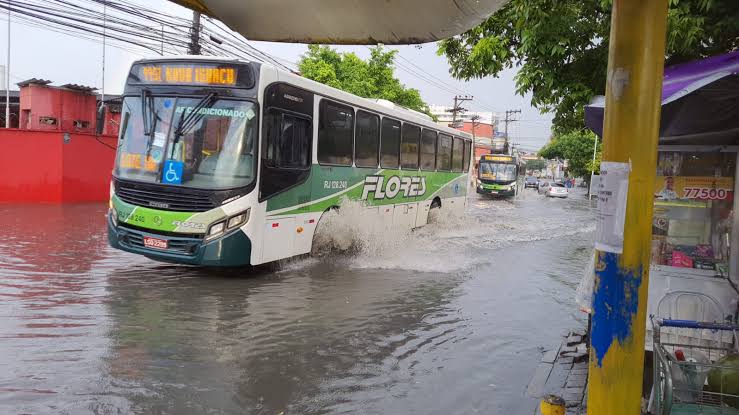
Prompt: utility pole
<box><xmin>101</xmin><ymin>0</ymin><xmax>106</xmax><ymax>103</ymax></box>
<box><xmin>470</xmin><ymin>114</ymin><xmax>481</xmax><ymax>162</ymax></box>
<box><xmin>502</xmin><ymin>109</ymin><xmax>521</xmax><ymax>139</ymax></box>
<box><xmin>586</xmin><ymin>1</ymin><xmax>668</xmax><ymax>414</ymax></box>
<box><xmin>447</xmin><ymin>95</ymin><xmax>472</xmax><ymax>128</ymax></box>
<box><xmin>470</xmin><ymin>114</ymin><xmax>480</xmax><ymax>141</ymax></box>
<box><xmin>161</xmin><ymin>24</ymin><xmax>165</xmax><ymax>56</ymax></box>
<box><xmin>502</xmin><ymin>109</ymin><xmax>521</xmax><ymax>154</ymax></box>
<box><xmin>5</xmin><ymin>5</ymin><xmax>10</xmax><ymax>128</ymax></box>
<box><xmin>188</xmin><ymin>11</ymin><xmax>202</xmax><ymax>55</ymax></box>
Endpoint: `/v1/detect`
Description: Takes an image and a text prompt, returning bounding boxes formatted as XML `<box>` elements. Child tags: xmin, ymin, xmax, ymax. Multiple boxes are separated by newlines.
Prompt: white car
<box><xmin>545</xmin><ymin>183</ymin><xmax>569</xmax><ymax>198</ymax></box>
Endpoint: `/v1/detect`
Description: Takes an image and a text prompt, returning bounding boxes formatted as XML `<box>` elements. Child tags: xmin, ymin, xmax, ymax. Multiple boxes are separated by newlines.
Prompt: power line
<box><xmin>1</xmin><ymin>0</ymin><xmax>298</xmax><ymax>74</ymax></box>
<box><xmin>393</xmin><ymin>51</ymin><xmax>503</xmax><ymax>113</ymax></box>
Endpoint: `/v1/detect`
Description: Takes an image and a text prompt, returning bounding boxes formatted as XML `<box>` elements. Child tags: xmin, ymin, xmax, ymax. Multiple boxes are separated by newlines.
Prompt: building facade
<box><xmin>428</xmin><ymin>104</ymin><xmax>498</xmax><ymax>127</ymax></box>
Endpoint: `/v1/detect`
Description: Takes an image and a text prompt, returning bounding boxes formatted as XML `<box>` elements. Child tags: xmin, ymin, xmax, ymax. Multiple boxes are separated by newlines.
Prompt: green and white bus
<box><xmin>108</xmin><ymin>57</ymin><xmax>473</xmax><ymax>266</ymax></box>
<box><xmin>475</xmin><ymin>154</ymin><xmax>525</xmax><ymax>198</ymax></box>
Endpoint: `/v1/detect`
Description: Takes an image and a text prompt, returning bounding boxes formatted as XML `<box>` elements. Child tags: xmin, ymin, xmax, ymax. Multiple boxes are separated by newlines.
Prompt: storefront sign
<box><xmin>654</xmin><ymin>176</ymin><xmax>734</xmax><ymax>201</ymax></box>
<box><xmin>595</xmin><ymin>161</ymin><xmax>630</xmax><ymax>254</ymax></box>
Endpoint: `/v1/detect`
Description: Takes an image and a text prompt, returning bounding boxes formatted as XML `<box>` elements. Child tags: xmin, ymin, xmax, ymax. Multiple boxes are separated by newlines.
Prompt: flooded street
<box><xmin>1</xmin><ymin>189</ymin><xmax>595</xmax><ymax>415</ymax></box>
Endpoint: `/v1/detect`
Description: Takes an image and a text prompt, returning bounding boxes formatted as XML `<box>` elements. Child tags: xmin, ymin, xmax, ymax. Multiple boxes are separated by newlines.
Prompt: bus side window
<box><xmin>463</xmin><ymin>140</ymin><xmax>471</xmax><ymax>171</ymax></box>
<box><xmin>355</xmin><ymin>110</ymin><xmax>379</xmax><ymax>168</ymax></box>
<box><xmin>452</xmin><ymin>137</ymin><xmax>464</xmax><ymax>172</ymax></box>
<box><xmin>401</xmin><ymin>124</ymin><xmax>420</xmax><ymax>169</ymax></box>
<box><xmin>437</xmin><ymin>134</ymin><xmax>452</xmax><ymax>171</ymax></box>
<box><xmin>420</xmin><ymin>129</ymin><xmax>437</xmax><ymax>171</ymax></box>
<box><xmin>380</xmin><ymin>118</ymin><xmax>401</xmax><ymax>169</ymax></box>
<box><xmin>318</xmin><ymin>100</ymin><xmax>354</xmax><ymax>166</ymax></box>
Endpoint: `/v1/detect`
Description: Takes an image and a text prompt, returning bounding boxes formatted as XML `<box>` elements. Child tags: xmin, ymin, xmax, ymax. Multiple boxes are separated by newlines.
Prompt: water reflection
<box><xmin>103</xmin><ymin>262</ymin><xmax>466</xmax><ymax>414</ymax></box>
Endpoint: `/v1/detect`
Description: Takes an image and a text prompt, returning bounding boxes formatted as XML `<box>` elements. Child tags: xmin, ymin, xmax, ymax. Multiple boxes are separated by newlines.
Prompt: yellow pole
<box><xmin>540</xmin><ymin>395</ymin><xmax>566</xmax><ymax>415</ymax></box>
<box><xmin>587</xmin><ymin>1</ymin><xmax>668</xmax><ymax>415</ymax></box>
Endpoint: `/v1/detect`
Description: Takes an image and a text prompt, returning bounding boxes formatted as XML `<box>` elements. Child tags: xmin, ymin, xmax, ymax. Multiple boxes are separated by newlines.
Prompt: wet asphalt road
<box><xmin>0</xmin><ymin>187</ymin><xmax>595</xmax><ymax>415</ymax></box>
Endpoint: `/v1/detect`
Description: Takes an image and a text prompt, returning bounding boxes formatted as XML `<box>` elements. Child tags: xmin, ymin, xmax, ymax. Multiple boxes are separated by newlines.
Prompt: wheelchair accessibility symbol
<box><xmin>162</xmin><ymin>160</ymin><xmax>183</xmax><ymax>185</ymax></box>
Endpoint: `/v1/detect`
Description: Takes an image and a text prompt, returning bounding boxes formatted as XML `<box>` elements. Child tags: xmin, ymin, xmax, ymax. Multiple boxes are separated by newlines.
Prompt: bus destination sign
<box><xmin>482</xmin><ymin>155</ymin><xmax>514</xmax><ymax>162</ymax></box>
<box><xmin>137</xmin><ymin>63</ymin><xmax>237</xmax><ymax>86</ymax></box>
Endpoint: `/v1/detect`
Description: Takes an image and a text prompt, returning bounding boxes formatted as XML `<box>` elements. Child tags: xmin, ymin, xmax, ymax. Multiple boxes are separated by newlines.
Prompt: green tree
<box><xmin>438</xmin><ymin>0</ymin><xmax>739</xmax><ymax>134</ymax></box>
<box><xmin>539</xmin><ymin>131</ymin><xmax>600</xmax><ymax>178</ymax></box>
<box><xmin>525</xmin><ymin>159</ymin><xmax>548</xmax><ymax>171</ymax></box>
<box><xmin>298</xmin><ymin>45</ymin><xmax>432</xmax><ymax>117</ymax></box>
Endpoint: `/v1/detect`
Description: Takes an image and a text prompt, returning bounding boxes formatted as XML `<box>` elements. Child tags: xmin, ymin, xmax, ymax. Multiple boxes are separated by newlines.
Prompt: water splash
<box><xmin>301</xmin><ymin>191</ymin><xmax>595</xmax><ymax>273</ymax></box>
<box><xmin>311</xmin><ymin>198</ymin><xmax>415</xmax><ymax>256</ymax></box>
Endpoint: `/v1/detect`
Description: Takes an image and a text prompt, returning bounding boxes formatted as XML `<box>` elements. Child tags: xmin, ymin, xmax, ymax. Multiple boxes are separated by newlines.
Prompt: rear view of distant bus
<box><xmin>107</xmin><ymin>57</ymin><xmax>473</xmax><ymax>266</ymax></box>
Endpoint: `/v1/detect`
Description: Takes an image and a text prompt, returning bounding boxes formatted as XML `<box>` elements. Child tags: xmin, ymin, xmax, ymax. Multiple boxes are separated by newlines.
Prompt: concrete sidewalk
<box><xmin>527</xmin><ymin>328</ymin><xmax>589</xmax><ymax>415</ymax></box>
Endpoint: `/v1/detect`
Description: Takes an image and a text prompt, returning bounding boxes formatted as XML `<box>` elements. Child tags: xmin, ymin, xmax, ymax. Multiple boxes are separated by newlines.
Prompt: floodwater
<box><xmin>0</xmin><ymin>188</ymin><xmax>595</xmax><ymax>415</ymax></box>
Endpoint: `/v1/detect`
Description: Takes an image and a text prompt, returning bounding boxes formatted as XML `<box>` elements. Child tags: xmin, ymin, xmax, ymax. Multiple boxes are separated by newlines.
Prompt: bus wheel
<box><xmin>428</xmin><ymin>197</ymin><xmax>442</xmax><ymax>224</ymax></box>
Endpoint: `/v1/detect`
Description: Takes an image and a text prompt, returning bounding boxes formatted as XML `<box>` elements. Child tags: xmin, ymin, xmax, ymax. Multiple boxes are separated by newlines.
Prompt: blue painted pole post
<box><xmin>586</xmin><ymin>1</ymin><xmax>669</xmax><ymax>414</ymax></box>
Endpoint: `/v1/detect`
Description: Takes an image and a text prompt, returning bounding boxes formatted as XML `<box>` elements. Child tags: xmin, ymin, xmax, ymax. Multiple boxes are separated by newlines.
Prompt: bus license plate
<box><xmin>489</xmin><ymin>190</ymin><xmax>498</xmax><ymax>194</ymax></box>
<box><xmin>143</xmin><ymin>236</ymin><xmax>168</xmax><ymax>250</ymax></box>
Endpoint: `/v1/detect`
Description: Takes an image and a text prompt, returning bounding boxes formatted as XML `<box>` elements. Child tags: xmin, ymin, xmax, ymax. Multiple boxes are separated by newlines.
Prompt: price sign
<box><xmin>682</xmin><ymin>187</ymin><xmax>730</xmax><ymax>200</ymax></box>
<box><xmin>655</xmin><ymin>176</ymin><xmax>733</xmax><ymax>201</ymax></box>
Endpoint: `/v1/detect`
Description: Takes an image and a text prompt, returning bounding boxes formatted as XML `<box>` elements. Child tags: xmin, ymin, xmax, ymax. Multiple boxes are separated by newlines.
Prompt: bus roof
<box><xmin>127</xmin><ymin>56</ymin><xmax>472</xmax><ymax>140</ymax></box>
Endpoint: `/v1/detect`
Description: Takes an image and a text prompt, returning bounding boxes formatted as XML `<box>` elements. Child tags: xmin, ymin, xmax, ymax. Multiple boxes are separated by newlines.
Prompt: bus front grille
<box><xmin>116</xmin><ymin>182</ymin><xmax>216</xmax><ymax>212</ymax></box>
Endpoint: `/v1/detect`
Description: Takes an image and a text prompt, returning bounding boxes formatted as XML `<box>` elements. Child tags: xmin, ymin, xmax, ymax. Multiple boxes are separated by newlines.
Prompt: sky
<box><xmin>0</xmin><ymin>1</ymin><xmax>553</xmax><ymax>151</ymax></box>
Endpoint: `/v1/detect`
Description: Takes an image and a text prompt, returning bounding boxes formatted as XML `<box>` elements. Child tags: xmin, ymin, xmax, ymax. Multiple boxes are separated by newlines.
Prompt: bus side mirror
<box><xmin>95</xmin><ymin>103</ymin><xmax>106</xmax><ymax>135</ymax></box>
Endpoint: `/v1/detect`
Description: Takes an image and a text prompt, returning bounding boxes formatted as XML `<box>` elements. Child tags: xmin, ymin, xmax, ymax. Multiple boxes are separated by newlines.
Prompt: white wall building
<box><xmin>428</xmin><ymin>104</ymin><xmax>498</xmax><ymax>127</ymax></box>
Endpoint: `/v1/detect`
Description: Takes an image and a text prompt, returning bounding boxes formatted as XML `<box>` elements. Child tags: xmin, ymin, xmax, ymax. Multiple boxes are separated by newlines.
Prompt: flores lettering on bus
<box><xmin>361</xmin><ymin>175</ymin><xmax>426</xmax><ymax>200</ymax></box>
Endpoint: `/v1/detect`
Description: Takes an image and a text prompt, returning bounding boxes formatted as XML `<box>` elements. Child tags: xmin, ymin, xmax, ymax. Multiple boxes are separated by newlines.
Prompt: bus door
<box><xmin>259</xmin><ymin>83</ymin><xmax>314</xmax><ymax>262</ymax></box>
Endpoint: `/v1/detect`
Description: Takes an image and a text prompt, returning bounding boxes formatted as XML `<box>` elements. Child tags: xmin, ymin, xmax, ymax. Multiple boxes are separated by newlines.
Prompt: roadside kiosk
<box><xmin>586</xmin><ymin>51</ymin><xmax>739</xmax><ymax>348</ymax></box>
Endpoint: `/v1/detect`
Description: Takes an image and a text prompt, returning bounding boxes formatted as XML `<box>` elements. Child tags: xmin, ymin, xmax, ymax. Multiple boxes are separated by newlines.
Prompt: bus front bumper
<box><xmin>477</xmin><ymin>184</ymin><xmax>515</xmax><ymax>196</ymax></box>
<box><xmin>107</xmin><ymin>215</ymin><xmax>252</xmax><ymax>267</ymax></box>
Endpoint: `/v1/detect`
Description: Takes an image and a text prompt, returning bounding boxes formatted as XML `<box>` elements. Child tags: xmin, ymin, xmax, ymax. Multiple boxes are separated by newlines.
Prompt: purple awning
<box><xmin>585</xmin><ymin>51</ymin><xmax>739</xmax><ymax>144</ymax></box>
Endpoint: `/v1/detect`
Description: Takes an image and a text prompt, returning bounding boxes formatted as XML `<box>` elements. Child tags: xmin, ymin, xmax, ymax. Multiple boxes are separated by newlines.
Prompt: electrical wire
<box><xmin>0</xmin><ymin>0</ymin><xmax>299</xmax><ymax>76</ymax></box>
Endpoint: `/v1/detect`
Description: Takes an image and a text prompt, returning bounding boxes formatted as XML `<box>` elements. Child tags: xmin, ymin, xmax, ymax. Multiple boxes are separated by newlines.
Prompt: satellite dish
<box><xmin>170</xmin><ymin>0</ymin><xmax>507</xmax><ymax>44</ymax></box>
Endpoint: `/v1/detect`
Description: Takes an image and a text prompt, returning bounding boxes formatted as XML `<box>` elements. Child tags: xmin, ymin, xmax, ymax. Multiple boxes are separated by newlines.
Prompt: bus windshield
<box><xmin>479</xmin><ymin>162</ymin><xmax>516</xmax><ymax>181</ymax></box>
<box><xmin>114</xmin><ymin>96</ymin><xmax>257</xmax><ymax>189</ymax></box>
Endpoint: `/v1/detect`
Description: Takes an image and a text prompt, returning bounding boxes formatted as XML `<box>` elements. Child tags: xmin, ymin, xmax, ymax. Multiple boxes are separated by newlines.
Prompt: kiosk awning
<box><xmin>585</xmin><ymin>51</ymin><xmax>739</xmax><ymax>145</ymax></box>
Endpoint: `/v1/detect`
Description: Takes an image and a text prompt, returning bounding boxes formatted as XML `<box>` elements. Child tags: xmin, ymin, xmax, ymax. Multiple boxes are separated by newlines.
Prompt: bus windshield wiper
<box><xmin>141</xmin><ymin>89</ymin><xmax>160</xmax><ymax>161</ymax></box>
<box><xmin>170</xmin><ymin>93</ymin><xmax>218</xmax><ymax>157</ymax></box>
<box><xmin>141</xmin><ymin>88</ymin><xmax>153</xmax><ymax>136</ymax></box>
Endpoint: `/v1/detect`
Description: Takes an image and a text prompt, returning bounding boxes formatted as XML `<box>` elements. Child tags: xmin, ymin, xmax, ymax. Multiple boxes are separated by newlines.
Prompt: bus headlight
<box><xmin>207</xmin><ymin>221</ymin><xmax>226</xmax><ymax>240</ymax></box>
<box><xmin>205</xmin><ymin>209</ymin><xmax>250</xmax><ymax>241</ymax></box>
<box><xmin>227</xmin><ymin>209</ymin><xmax>249</xmax><ymax>229</ymax></box>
